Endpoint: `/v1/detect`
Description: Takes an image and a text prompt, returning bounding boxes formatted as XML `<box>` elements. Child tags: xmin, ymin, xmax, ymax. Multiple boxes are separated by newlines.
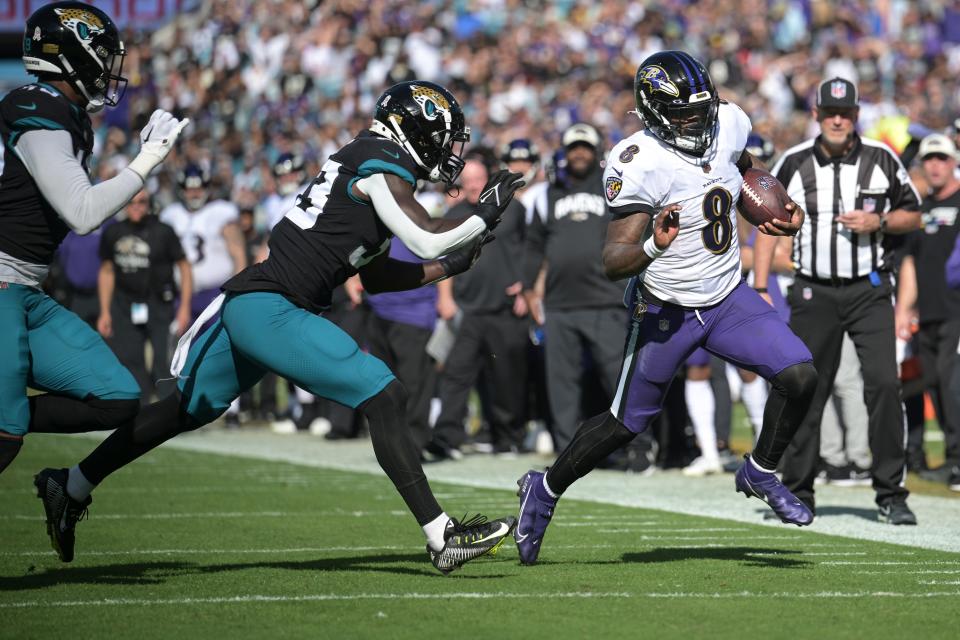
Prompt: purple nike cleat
<box><xmin>735</xmin><ymin>456</ymin><xmax>814</xmax><ymax>526</ymax></box>
<box><xmin>515</xmin><ymin>470</ymin><xmax>557</xmax><ymax>565</ymax></box>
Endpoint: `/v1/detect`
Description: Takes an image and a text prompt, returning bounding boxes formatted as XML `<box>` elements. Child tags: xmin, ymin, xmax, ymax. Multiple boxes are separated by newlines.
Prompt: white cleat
<box><xmin>682</xmin><ymin>455</ymin><xmax>723</xmax><ymax>477</ymax></box>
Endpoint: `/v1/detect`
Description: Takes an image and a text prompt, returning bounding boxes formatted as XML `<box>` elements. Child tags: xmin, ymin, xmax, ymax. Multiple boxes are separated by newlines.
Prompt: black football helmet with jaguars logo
<box><xmin>21</xmin><ymin>1</ymin><xmax>127</xmax><ymax>113</ymax></box>
<box><xmin>370</xmin><ymin>81</ymin><xmax>470</xmax><ymax>185</ymax></box>
<box><xmin>634</xmin><ymin>51</ymin><xmax>720</xmax><ymax>157</ymax></box>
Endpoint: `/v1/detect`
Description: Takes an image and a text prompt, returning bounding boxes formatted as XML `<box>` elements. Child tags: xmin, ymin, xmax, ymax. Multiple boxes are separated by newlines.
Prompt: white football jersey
<box><xmin>603</xmin><ymin>102</ymin><xmax>752</xmax><ymax>306</ymax></box>
<box><xmin>263</xmin><ymin>186</ymin><xmax>308</xmax><ymax>231</ymax></box>
<box><xmin>160</xmin><ymin>199</ymin><xmax>239</xmax><ymax>291</ymax></box>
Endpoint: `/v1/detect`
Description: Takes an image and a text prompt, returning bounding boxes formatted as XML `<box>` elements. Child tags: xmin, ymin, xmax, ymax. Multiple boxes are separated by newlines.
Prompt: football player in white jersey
<box><xmin>160</xmin><ymin>164</ymin><xmax>247</xmax><ymax>320</ymax></box>
<box><xmin>515</xmin><ymin>51</ymin><xmax>818</xmax><ymax>566</ymax></box>
<box><xmin>263</xmin><ymin>153</ymin><xmax>309</xmax><ymax>232</ymax></box>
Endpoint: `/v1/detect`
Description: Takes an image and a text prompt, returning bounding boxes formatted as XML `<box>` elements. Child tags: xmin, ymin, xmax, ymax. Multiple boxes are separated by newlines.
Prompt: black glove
<box><xmin>475</xmin><ymin>170</ymin><xmax>525</xmax><ymax>230</ymax></box>
<box><xmin>438</xmin><ymin>233</ymin><xmax>495</xmax><ymax>278</ymax></box>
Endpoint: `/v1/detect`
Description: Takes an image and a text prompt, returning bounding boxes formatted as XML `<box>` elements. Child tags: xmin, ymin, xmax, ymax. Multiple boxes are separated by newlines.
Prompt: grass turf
<box><xmin>2</xmin><ymin>435</ymin><xmax>959</xmax><ymax>640</ymax></box>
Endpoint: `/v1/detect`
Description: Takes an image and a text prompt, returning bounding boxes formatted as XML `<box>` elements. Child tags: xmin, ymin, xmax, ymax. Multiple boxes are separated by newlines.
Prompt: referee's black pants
<box><xmin>432</xmin><ymin>311</ymin><xmax>528</xmax><ymax>452</ymax></box>
<box><xmin>782</xmin><ymin>275</ymin><xmax>908</xmax><ymax>508</ymax></box>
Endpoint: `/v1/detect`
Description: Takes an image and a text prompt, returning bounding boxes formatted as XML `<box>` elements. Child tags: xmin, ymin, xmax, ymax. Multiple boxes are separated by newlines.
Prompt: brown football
<box><xmin>738</xmin><ymin>167</ymin><xmax>791</xmax><ymax>226</ymax></box>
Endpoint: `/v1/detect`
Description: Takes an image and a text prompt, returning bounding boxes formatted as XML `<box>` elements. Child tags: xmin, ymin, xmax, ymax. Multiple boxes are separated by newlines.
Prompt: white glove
<box><xmin>128</xmin><ymin>109</ymin><xmax>190</xmax><ymax>181</ymax></box>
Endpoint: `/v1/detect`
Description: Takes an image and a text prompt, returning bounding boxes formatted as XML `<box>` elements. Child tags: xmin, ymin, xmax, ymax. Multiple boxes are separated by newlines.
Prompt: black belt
<box><xmin>795</xmin><ymin>273</ymin><xmax>874</xmax><ymax>287</ymax></box>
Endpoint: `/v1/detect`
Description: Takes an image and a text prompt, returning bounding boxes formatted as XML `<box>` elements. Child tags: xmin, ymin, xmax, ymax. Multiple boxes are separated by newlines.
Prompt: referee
<box><xmin>754</xmin><ymin>77</ymin><xmax>921</xmax><ymax>524</ymax></box>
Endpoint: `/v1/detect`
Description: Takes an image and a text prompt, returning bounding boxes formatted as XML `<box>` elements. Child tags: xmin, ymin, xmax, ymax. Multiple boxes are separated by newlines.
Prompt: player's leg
<box><xmin>0</xmin><ymin>285</ymin><xmax>32</xmax><ymax>472</ymax></box>
<box><xmin>25</xmin><ymin>288</ymin><xmax>140</xmax><ymax>436</ymax></box>
<box><xmin>516</xmin><ymin>301</ymin><xmax>696</xmax><ymax>564</ymax></box>
<box><xmin>220</xmin><ymin>292</ymin><xmax>514</xmax><ymax>573</ymax></box>
<box><xmin>701</xmin><ymin>282</ymin><xmax>819</xmax><ymax>524</ymax></box>
<box><xmin>683</xmin><ymin>351</ymin><xmax>721</xmax><ymax>475</ymax></box>
<box><xmin>36</xmin><ymin>313</ymin><xmax>264</xmax><ymax>562</ymax></box>
<box><xmin>737</xmin><ymin>367</ymin><xmax>768</xmax><ymax>443</ymax></box>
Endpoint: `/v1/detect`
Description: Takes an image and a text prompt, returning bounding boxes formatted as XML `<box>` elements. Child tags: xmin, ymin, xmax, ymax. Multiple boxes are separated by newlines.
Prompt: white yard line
<box><xmin>4</xmin><ymin>590</ymin><xmax>960</xmax><ymax>609</ymax></box>
<box><xmin>64</xmin><ymin>431</ymin><xmax>960</xmax><ymax>553</ymax></box>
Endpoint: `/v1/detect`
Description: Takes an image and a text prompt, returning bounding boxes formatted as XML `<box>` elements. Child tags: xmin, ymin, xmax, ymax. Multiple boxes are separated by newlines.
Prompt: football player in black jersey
<box><xmin>0</xmin><ymin>2</ymin><xmax>187</xmax><ymax>483</ymax></box>
<box><xmin>38</xmin><ymin>81</ymin><xmax>525</xmax><ymax>574</ymax></box>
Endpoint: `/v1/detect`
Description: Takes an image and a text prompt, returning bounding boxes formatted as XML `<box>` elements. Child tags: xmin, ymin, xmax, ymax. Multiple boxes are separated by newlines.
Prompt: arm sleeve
<box><xmin>522</xmin><ymin>200</ymin><xmax>547</xmax><ymax>289</ymax></box>
<box><xmin>603</xmin><ymin>141</ymin><xmax>667</xmax><ymax>220</ymax></box>
<box><xmin>946</xmin><ymin>232</ymin><xmax>960</xmax><ymax>290</ymax></box>
<box><xmin>356</xmin><ymin>172</ymin><xmax>486</xmax><ymax>259</ymax></box>
<box><xmin>14</xmin><ymin>129</ymin><xmax>143</xmax><ymax>235</ymax></box>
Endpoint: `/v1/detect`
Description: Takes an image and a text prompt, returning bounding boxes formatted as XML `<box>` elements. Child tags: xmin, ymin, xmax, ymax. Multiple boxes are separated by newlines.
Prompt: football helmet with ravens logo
<box><xmin>634</xmin><ymin>51</ymin><xmax>719</xmax><ymax>157</ymax></box>
<box><xmin>370</xmin><ymin>81</ymin><xmax>470</xmax><ymax>185</ymax></box>
<box><xmin>22</xmin><ymin>1</ymin><xmax>127</xmax><ymax>112</ymax></box>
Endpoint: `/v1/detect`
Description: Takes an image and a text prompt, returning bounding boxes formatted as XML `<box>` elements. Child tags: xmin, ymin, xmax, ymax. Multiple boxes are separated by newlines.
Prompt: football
<box><xmin>738</xmin><ymin>167</ymin><xmax>792</xmax><ymax>226</ymax></box>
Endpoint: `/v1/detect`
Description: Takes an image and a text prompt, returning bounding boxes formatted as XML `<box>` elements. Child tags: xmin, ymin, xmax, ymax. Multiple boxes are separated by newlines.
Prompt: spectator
<box><xmin>896</xmin><ymin>133</ymin><xmax>960</xmax><ymax>489</ymax></box>
<box><xmin>522</xmin><ymin>123</ymin><xmax>651</xmax><ymax>465</ymax></box>
<box><xmin>424</xmin><ymin>155</ymin><xmax>529</xmax><ymax>459</ymax></box>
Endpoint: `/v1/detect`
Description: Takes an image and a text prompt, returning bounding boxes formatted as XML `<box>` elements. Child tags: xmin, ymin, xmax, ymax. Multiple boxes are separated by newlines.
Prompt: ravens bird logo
<box><xmin>640</xmin><ymin>65</ymin><xmax>680</xmax><ymax>98</ymax></box>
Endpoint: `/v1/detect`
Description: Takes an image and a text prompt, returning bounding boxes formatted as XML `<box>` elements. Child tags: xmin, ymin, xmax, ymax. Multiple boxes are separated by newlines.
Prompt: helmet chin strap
<box><xmin>58</xmin><ymin>53</ymin><xmax>104</xmax><ymax>112</ymax></box>
<box><xmin>369</xmin><ymin>118</ymin><xmax>441</xmax><ymax>182</ymax></box>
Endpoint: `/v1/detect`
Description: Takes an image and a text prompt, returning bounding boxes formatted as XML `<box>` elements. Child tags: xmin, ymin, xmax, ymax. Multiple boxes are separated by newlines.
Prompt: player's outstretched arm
<box><xmin>15</xmin><ymin>109</ymin><xmax>188</xmax><ymax>235</ymax></box>
<box><xmin>359</xmin><ymin>235</ymin><xmax>494</xmax><ymax>293</ymax></box>
<box><xmin>602</xmin><ymin>204</ymin><xmax>680</xmax><ymax>280</ymax></box>
<box><xmin>356</xmin><ymin>171</ymin><xmax>522</xmax><ymax>259</ymax></box>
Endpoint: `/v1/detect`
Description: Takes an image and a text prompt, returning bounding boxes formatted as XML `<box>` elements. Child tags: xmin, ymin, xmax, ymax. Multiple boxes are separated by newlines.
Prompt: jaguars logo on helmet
<box><xmin>370</xmin><ymin>81</ymin><xmax>470</xmax><ymax>186</ymax></box>
<box><xmin>634</xmin><ymin>50</ymin><xmax>720</xmax><ymax>158</ymax></box>
<box><xmin>21</xmin><ymin>1</ymin><xmax>127</xmax><ymax>113</ymax></box>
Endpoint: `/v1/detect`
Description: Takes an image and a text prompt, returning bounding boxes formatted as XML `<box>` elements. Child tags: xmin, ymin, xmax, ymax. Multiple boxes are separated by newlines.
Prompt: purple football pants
<box><xmin>611</xmin><ymin>281</ymin><xmax>812</xmax><ymax>433</ymax></box>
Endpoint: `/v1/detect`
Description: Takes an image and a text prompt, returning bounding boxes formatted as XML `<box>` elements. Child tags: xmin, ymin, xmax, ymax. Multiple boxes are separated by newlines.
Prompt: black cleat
<box><xmin>34</xmin><ymin>468</ymin><xmax>91</xmax><ymax>562</ymax></box>
<box><xmin>878</xmin><ymin>499</ymin><xmax>917</xmax><ymax>525</ymax></box>
<box><xmin>428</xmin><ymin>514</ymin><xmax>516</xmax><ymax>575</ymax></box>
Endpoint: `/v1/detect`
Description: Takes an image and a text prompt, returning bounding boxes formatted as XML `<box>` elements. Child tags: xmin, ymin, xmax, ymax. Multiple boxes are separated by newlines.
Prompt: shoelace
<box><xmin>64</xmin><ymin>500</ymin><xmax>90</xmax><ymax>527</ymax></box>
<box><xmin>453</xmin><ymin>513</ymin><xmax>488</xmax><ymax>531</ymax></box>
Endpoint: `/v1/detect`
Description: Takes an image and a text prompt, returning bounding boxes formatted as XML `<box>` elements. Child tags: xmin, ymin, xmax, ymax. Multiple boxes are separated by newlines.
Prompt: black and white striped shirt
<box><xmin>772</xmin><ymin>135</ymin><xmax>920</xmax><ymax>280</ymax></box>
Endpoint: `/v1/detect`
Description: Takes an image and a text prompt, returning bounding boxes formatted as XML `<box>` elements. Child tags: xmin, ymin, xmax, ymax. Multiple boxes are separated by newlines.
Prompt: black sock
<box><xmin>0</xmin><ymin>437</ymin><xmax>23</xmax><ymax>474</ymax></box>
<box><xmin>28</xmin><ymin>395</ymin><xmax>139</xmax><ymax>434</ymax></box>
<box><xmin>78</xmin><ymin>391</ymin><xmax>195</xmax><ymax>486</ymax></box>
<box><xmin>752</xmin><ymin>362</ymin><xmax>817</xmax><ymax>470</ymax></box>
<box><xmin>545</xmin><ymin>412</ymin><xmax>637</xmax><ymax>496</ymax></box>
<box><xmin>360</xmin><ymin>380</ymin><xmax>442</xmax><ymax>526</ymax></box>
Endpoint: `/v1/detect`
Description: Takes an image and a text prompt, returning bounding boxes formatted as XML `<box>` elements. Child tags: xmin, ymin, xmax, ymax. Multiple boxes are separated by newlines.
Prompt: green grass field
<box><xmin>2</xmin><ymin>435</ymin><xmax>959</xmax><ymax>640</ymax></box>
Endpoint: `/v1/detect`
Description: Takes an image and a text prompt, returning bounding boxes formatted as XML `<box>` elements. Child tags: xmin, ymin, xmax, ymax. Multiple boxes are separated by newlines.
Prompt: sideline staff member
<box><xmin>98</xmin><ymin>190</ymin><xmax>193</xmax><ymax>403</ymax></box>
<box><xmin>754</xmin><ymin>77</ymin><xmax>921</xmax><ymax>524</ymax></box>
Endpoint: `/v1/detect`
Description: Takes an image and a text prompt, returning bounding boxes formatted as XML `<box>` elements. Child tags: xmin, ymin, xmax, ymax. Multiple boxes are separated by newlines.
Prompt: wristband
<box><xmin>642</xmin><ymin>236</ymin><xmax>665</xmax><ymax>260</ymax></box>
<box><xmin>753</xmin><ymin>287</ymin><xmax>768</xmax><ymax>294</ymax></box>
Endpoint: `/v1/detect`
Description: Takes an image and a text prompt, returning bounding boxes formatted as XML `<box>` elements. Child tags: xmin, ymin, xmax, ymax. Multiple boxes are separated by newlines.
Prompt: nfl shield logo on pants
<box><xmin>831</xmin><ymin>81</ymin><xmax>847</xmax><ymax>99</ymax></box>
<box><xmin>659</xmin><ymin>318</ymin><xmax>670</xmax><ymax>331</ymax></box>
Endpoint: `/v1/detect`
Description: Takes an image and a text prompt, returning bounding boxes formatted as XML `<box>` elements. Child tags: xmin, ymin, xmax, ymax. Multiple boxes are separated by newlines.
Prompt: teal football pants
<box><xmin>0</xmin><ymin>284</ymin><xmax>140</xmax><ymax>437</ymax></box>
<box><xmin>177</xmin><ymin>292</ymin><xmax>395</xmax><ymax>424</ymax></box>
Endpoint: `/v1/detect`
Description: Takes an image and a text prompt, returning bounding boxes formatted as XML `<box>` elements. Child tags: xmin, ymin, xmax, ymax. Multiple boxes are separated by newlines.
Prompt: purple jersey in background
<box><xmin>366</xmin><ymin>240</ymin><xmax>438</xmax><ymax>331</ymax></box>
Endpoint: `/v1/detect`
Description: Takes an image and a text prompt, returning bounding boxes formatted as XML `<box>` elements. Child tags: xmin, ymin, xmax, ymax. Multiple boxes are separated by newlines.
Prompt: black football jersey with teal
<box><xmin>0</xmin><ymin>83</ymin><xmax>93</xmax><ymax>265</ymax></box>
<box><xmin>223</xmin><ymin>132</ymin><xmax>420</xmax><ymax>313</ymax></box>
